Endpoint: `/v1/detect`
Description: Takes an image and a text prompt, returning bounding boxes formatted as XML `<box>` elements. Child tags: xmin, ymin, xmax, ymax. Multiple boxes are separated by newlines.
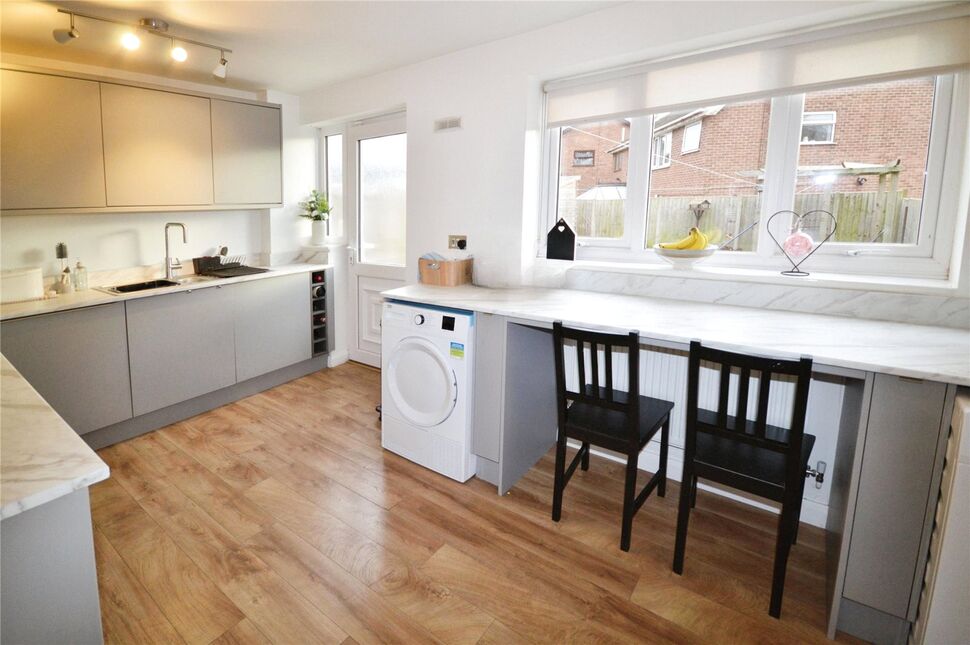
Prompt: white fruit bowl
<box><xmin>653</xmin><ymin>244</ymin><xmax>717</xmax><ymax>269</ymax></box>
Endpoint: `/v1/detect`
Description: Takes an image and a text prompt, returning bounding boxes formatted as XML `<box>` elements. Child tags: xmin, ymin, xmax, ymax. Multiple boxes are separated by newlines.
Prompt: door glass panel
<box><xmin>359</xmin><ymin>133</ymin><xmax>407</xmax><ymax>265</ymax></box>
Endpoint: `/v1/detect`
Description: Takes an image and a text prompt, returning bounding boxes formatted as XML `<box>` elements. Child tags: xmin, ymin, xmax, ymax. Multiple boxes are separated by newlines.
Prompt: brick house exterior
<box><xmin>559</xmin><ymin>77</ymin><xmax>934</xmax><ymax>200</ymax></box>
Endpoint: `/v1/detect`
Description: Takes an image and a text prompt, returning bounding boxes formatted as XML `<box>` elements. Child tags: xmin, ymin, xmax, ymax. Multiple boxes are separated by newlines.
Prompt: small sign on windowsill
<box><xmin>546</xmin><ymin>218</ymin><xmax>576</xmax><ymax>261</ymax></box>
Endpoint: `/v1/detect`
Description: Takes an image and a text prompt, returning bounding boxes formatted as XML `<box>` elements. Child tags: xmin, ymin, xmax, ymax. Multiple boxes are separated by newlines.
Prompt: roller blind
<box><xmin>545</xmin><ymin>15</ymin><xmax>970</xmax><ymax>127</ymax></box>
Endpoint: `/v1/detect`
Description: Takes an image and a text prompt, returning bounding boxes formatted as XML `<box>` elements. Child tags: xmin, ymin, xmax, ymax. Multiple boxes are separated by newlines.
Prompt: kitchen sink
<box><xmin>102</xmin><ymin>279</ymin><xmax>179</xmax><ymax>294</ymax></box>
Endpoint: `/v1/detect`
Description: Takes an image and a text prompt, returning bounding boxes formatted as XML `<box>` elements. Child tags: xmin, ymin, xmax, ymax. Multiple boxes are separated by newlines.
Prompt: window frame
<box><xmin>651</xmin><ymin>131</ymin><xmax>672</xmax><ymax>169</ymax></box>
<box><xmin>681</xmin><ymin>121</ymin><xmax>702</xmax><ymax>153</ymax></box>
<box><xmin>799</xmin><ymin>111</ymin><xmax>837</xmax><ymax>145</ymax></box>
<box><xmin>539</xmin><ymin>73</ymin><xmax>968</xmax><ymax>280</ymax></box>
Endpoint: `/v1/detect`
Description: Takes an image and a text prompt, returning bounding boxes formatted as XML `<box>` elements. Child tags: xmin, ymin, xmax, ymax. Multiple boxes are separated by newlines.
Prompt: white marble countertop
<box><xmin>1</xmin><ymin>355</ymin><xmax>109</xmax><ymax>520</ymax></box>
<box><xmin>0</xmin><ymin>263</ymin><xmax>330</xmax><ymax>321</ymax></box>
<box><xmin>383</xmin><ymin>284</ymin><xmax>970</xmax><ymax>386</ymax></box>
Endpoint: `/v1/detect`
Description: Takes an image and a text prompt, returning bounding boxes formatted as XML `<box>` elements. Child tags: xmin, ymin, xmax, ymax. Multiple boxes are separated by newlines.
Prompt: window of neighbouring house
<box><xmin>800</xmin><ymin>111</ymin><xmax>837</xmax><ymax>144</ymax></box>
<box><xmin>555</xmin><ymin>120</ymin><xmax>631</xmax><ymax>240</ymax></box>
<box><xmin>651</xmin><ymin>131</ymin><xmax>671</xmax><ymax>169</ymax></box>
<box><xmin>681</xmin><ymin>121</ymin><xmax>702</xmax><ymax>153</ymax></box>
<box><xmin>573</xmin><ymin>150</ymin><xmax>595</xmax><ymax>166</ymax></box>
<box><xmin>796</xmin><ymin>77</ymin><xmax>935</xmax><ymax>248</ymax></box>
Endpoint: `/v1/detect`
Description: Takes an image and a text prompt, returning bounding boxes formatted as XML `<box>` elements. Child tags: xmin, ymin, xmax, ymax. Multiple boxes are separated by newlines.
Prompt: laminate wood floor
<box><xmin>91</xmin><ymin>362</ymin><xmax>863</xmax><ymax>644</ymax></box>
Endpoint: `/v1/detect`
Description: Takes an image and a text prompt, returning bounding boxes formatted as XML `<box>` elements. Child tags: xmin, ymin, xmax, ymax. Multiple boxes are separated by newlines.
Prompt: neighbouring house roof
<box><xmin>605</xmin><ymin>106</ymin><xmax>724</xmax><ymax>155</ymax></box>
<box><xmin>577</xmin><ymin>185</ymin><xmax>627</xmax><ymax>200</ymax></box>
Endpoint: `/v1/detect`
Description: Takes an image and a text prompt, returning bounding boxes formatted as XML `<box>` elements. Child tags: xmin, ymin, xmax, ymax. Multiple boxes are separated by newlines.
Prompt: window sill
<box><xmin>536</xmin><ymin>256</ymin><xmax>965</xmax><ymax>297</ymax></box>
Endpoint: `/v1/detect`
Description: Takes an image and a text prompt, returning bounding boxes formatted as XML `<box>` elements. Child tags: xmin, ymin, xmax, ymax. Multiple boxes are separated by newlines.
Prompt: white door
<box><xmin>348</xmin><ymin>115</ymin><xmax>407</xmax><ymax>366</ymax></box>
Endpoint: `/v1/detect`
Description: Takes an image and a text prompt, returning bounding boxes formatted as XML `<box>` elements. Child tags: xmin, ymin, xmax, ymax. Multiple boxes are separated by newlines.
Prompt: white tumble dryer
<box><xmin>381</xmin><ymin>300</ymin><xmax>477</xmax><ymax>482</ymax></box>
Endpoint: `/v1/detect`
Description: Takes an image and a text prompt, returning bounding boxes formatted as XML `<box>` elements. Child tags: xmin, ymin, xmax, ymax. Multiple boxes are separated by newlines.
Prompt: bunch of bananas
<box><xmin>659</xmin><ymin>227</ymin><xmax>709</xmax><ymax>250</ymax></box>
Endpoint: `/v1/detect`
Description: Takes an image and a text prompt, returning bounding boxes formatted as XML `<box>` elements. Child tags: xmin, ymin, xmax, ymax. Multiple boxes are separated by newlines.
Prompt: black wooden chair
<box><xmin>673</xmin><ymin>340</ymin><xmax>814</xmax><ymax>618</ymax></box>
<box><xmin>551</xmin><ymin>321</ymin><xmax>674</xmax><ymax>551</ymax></box>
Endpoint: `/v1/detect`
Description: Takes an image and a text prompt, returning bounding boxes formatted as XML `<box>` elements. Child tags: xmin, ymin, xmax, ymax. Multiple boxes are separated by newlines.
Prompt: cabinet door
<box><xmin>843</xmin><ymin>374</ymin><xmax>947</xmax><ymax>618</ymax></box>
<box><xmin>0</xmin><ymin>304</ymin><xmax>132</xmax><ymax>434</ymax></box>
<box><xmin>232</xmin><ymin>274</ymin><xmax>311</xmax><ymax>382</ymax></box>
<box><xmin>101</xmin><ymin>84</ymin><xmax>213</xmax><ymax>207</ymax></box>
<box><xmin>126</xmin><ymin>287</ymin><xmax>235</xmax><ymax>416</ymax></box>
<box><xmin>0</xmin><ymin>70</ymin><xmax>107</xmax><ymax>210</ymax></box>
<box><xmin>211</xmin><ymin>100</ymin><xmax>282</xmax><ymax>205</ymax></box>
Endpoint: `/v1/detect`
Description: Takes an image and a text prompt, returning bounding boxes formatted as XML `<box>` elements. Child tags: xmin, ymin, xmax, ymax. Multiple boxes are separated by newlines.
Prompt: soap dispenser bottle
<box><xmin>74</xmin><ymin>260</ymin><xmax>88</xmax><ymax>290</ymax></box>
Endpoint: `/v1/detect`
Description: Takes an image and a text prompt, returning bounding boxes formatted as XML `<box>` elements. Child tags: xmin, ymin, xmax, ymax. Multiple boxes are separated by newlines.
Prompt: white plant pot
<box><xmin>310</xmin><ymin>219</ymin><xmax>328</xmax><ymax>246</ymax></box>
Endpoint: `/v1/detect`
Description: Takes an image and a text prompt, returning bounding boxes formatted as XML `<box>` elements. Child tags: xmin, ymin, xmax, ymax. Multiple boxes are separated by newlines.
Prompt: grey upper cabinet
<box><xmin>0</xmin><ymin>70</ymin><xmax>107</xmax><ymax>210</ymax></box>
<box><xmin>126</xmin><ymin>287</ymin><xmax>236</xmax><ymax>416</ymax></box>
<box><xmin>100</xmin><ymin>83</ymin><xmax>214</xmax><ymax>207</ymax></box>
<box><xmin>0</xmin><ymin>304</ymin><xmax>132</xmax><ymax>434</ymax></box>
<box><xmin>232</xmin><ymin>274</ymin><xmax>311</xmax><ymax>382</ymax></box>
<box><xmin>211</xmin><ymin>100</ymin><xmax>282</xmax><ymax>205</ymax></box>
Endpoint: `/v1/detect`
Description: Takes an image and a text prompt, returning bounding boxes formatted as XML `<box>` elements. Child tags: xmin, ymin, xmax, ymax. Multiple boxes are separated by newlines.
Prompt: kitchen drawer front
<box><xmin>126</xmin><ymin>286</ymin><xmax>236</xmax><ymax>416</ymax></box>
<box><xmin>842</xmin><ymin>374</ymin><xmax>947</xmax><ymax>619</ymax></box>
<box><xmin>0</xmin><ymin>303</ymin><xmax>132</xmax><ymax>434</ymax></box>
<box><xmin>231</xmin><ymin>273</ymin><xmax>311</xmax><ymax>382</ymax></box>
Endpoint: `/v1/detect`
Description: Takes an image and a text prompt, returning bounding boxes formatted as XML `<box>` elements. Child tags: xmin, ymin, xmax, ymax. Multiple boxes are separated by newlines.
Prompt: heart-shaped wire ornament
<box><xmin>765</xmin><ymin>209</ymin><xmax>837</xmax><ymax>276</ymax></box>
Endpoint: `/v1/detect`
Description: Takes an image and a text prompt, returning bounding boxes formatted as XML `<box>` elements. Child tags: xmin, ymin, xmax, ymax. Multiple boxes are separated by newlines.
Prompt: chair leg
<box><xmin>792</xmin><ymin>472</ymin><xmax>807</xmax><ymax>545</ymax></box>
<box><xmin>581</xmin><ymin>442</ymin><xmax>590</xmax><ymax>471</ymax></box>
<box><xmin>620</xmin><ymin>452</ymin><xmax>638</xmax><ymax>551</ymax></box>
<box><xmin>689</xmin><ymin>474</ymin><xmax>698</xmax><ymax>508</ymax></box>
<box><xmin>658</xmin><ymin>419</ymin><xmax>669</xmax><ymax>498</ymax></box>
<box><xmin>552</xmin><ymin>432</ymin><xmax>568</xmax><ymax>522</ymax></box>
<box><xmin>769</xmin><ymin>503</ymin><xmax>799</xmax><ymax>618</ymax></box>
<box><xmin>673</xmin><ymin>463</ymin><xmax>693</xmax><ymax>574</ymax></box>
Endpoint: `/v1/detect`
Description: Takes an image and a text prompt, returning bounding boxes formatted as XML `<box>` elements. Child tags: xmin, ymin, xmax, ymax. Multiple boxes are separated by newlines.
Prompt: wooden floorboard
<box><xmin>91</xmin><ymin>361</ymin><xmax>865</xmax><ymax>644</ymax></box>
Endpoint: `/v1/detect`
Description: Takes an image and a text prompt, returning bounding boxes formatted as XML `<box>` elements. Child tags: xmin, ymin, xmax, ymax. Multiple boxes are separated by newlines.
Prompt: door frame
<box><xmin>346</xmin><ymin>113</ymin><xmax>408</xmax><ymax>366</ymax></box>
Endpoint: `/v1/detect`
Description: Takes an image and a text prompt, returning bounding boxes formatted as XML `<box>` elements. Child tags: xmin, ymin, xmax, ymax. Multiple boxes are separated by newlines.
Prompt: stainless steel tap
<box><xmin>164</xmin><ymin>223</ymin><xmax>187</xmax><ymax>280</ymax></box>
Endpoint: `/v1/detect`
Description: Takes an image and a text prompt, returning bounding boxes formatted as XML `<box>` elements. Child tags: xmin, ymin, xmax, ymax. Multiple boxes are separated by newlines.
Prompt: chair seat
<box><xmin>565</xmin><ymin>386</ymin><xmax>674</xmax><ymax>448</ymax></box>
<box><xmin>694</xmin><ymin>409</ymin><xmax>816</xmax><ymax>494</ymax></box>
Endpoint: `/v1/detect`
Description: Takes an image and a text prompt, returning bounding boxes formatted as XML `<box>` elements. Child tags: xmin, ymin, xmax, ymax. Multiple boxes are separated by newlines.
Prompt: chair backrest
<box><xmin>552</xmin><ymin>321</ymin><xmax>641</xmax><ymax>444</ymax></box>
<box><xmin>686</xmin><ymin>340</ymin><xmax>813</xmax><ymax>479</ymax></box>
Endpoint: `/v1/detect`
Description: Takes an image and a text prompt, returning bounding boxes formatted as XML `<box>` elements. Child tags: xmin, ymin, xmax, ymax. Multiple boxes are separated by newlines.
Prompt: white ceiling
<box><xmin>0</xmin><ymin>1</ymin><xmax>615</xmax><ymax>93</ymax></box>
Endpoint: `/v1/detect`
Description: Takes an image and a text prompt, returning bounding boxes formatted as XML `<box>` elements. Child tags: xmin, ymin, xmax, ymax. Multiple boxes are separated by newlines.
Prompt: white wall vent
<box><xmin>434</xmin><ymin>116</ymin><xmax>462</xmax><ymax>132</ymax></box>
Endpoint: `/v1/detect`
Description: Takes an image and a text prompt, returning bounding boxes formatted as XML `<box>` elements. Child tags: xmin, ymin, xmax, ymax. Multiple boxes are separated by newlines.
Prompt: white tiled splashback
<box><xmin>563</xmin><ymin>269</ymin><xmax>970</xmax><ymax>329</ymax></box>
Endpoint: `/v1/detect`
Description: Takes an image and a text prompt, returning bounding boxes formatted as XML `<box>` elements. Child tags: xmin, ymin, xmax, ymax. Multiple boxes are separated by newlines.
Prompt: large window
<box><xmin>544</xmin><ymin>73</ymin><xmax>964</xmax><ymax>278</ymax></box>
<box><xmin>324</xmin><ymin>134</ymin><xmax>343</xmax><ymax>234</ymax></box>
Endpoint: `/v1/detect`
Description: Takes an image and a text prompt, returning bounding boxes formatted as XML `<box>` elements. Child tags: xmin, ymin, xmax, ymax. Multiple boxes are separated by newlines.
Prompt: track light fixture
<box><xmin>212</xmin><ymin>51</ymin><xmax>229</xmax><ymax>79</ymax></box>
<box><xmin>51</xmin><ymin>12</ymin><xmax>79</xmax><ymax>44</ymax></box>
<box><xmin>53</xmin><ymin>8</ymin><xmax>231</xmax><ymax>79</ymax></box>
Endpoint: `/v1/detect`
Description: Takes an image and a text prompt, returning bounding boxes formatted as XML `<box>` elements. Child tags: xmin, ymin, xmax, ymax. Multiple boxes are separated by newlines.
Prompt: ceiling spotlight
<box><xmin>212</xmin><ymin>51</ymin><xmax>229</xmax><ymax>79</ymax></box>
<box><xmin>52</xmin><ymin>13</ymin><xmax>80</xmax><ymax>44</ymax></box>
<box><xmin>170</xmin><ymin>41</ymin><xmax>188</xmax><ymax>62</ymax></box>
<box><xmin>121</xmin><ymin>32</ymin><xmax>141</xmax><ymax>50</ymax></box>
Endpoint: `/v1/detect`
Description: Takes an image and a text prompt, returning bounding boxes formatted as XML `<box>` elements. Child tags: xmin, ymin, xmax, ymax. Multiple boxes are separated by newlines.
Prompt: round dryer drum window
<box><xmin>386</xmin><ymin>336</ymin><xmax>457</xmax><ymax>427</ymax></box>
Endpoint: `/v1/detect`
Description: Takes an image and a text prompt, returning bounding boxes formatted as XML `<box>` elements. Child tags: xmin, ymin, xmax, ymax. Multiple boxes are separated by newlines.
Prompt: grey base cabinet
<box><xmin>0</xmin><ymin>302</ymin><xmax>132</xmax><ymax>434</ymax></box>
<box><xmin>126</xmin><ymin>286</ymin><xmax>236</xmax><ymax>416</ymax></box>
<box><xmin>231</xmin><ymin>273</ymin><xmax>311</xmax><ymax>382</ymax></box>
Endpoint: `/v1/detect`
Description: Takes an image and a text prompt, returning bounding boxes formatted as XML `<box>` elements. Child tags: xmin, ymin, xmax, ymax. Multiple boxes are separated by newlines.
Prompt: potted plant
<box><xmin>299</xmin><ymin>189</ymin><xmax>332</xmax><ymax>246</ymax></box>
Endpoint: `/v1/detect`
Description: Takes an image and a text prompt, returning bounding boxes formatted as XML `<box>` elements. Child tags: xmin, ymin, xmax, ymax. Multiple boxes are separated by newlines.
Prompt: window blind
<box><xmin>545</xmin><ymin>14</ymin><xmax>970</xmax><ymax>127</ymax></box>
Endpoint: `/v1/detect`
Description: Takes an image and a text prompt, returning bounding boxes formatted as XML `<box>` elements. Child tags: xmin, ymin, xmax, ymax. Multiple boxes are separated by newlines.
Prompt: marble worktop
<box><xmin>0</xmin><ymin>263</ymin><xmax>330</xmax><ymax>322</ymax></box>
<box><xmin>1</xmin><ymin>355</ymin><xmax>109</xmax><ymax>520</ymax></box>
<box><xmin>383</xmin><ymin>284</ymin><xmax>970</xmax><ymax>386</ymax></box>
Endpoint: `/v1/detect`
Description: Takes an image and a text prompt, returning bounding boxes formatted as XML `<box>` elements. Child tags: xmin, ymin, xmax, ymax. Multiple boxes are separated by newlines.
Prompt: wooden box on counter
<box><xmin>418</xmin><ymin>258</ymin><xmax>473</xmax><ymax>286</ymax></box>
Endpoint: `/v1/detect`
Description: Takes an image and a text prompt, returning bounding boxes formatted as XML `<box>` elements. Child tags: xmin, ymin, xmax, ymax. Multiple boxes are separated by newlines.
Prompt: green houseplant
<box><xmin>300</xmin><ymin>189</ymin><xmax>332</xmax><ymax>245</ymax></box>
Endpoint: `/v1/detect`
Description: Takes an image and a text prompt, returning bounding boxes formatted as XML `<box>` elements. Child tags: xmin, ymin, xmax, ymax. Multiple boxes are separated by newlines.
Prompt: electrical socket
<box><xmin>448</xmin><ymin>235</ymin><xmax>467</xmax><ymax>250</ymax></box>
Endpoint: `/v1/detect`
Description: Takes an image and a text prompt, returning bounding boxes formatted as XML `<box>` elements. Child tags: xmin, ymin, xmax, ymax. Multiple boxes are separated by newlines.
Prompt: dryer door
<box><xmin>386</xmin><ymin>336</ymin><xmax>457</xmax><ymax>428</ymax></box>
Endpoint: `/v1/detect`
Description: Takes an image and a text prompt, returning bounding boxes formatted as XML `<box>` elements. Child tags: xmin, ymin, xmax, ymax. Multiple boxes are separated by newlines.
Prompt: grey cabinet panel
<box><xmin>0</xmin><ymin>70</ymin><xmax>107</xmax><ymax>210</ymax></box>
<box><xmin>211</xmin><ymin>100</ymin><xmax>282</xmax><ymax>205</ymax></box>
<box><xmin>126</xmin><ymin>287</ymin><xmax>236</xmax><ymax>416</ymax></box>
<box><xmin>843</xmin><ymin>374</ymin><xmax>947</xmax><ymax>618</ymax></box>
<box><xmin>0</xmin><ymin>303</ymin><xmax>132</xmax><ymax>434</ymax></box>
<box><xmin>101</xmin><ymin>83</ymin><xmax>213</xmax><ymax>207</ymax></box>
<box><xmin>472</xmin><ymin>313</ymin><xmax>506</xmax><ymax>462</ymax></box>
<box><xmin>232</xmin><ymin>274</ymin><xmax>311</xmax><ymax>382</ymax></box>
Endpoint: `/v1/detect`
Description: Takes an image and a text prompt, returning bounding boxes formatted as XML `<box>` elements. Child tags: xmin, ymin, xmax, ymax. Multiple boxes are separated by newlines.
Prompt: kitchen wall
<box><xmin>0</xmin><ymin>54</ymin><xmax>315</xmax><ymax>279</ymax></box>
<box><xmin>299</xmin><ymin>1</ymin><xmax>970</xmax><ymax>314</ymax></box>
